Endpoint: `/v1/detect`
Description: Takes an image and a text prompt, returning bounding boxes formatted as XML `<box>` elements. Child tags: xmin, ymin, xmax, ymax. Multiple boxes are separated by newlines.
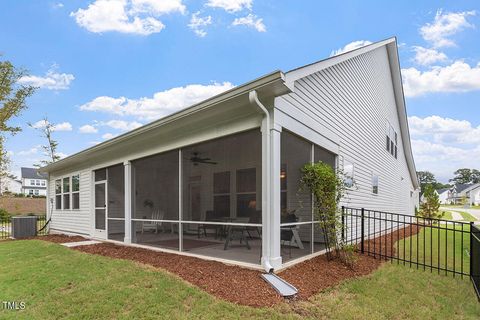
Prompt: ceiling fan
<box><xmin>188</xmin><ymin>152</ymin><xmax>217</xmax><ymax>166</ymax></box>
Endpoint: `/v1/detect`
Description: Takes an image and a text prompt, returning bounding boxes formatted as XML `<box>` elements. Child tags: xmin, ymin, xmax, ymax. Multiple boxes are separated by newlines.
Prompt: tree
<box><xmin>418</xmin><ymin>184</ymin><xmax>441</xmax><ymax>222</ymax></box>
<box><xmin>417</xmin><ymin>171</ymin><xmax>437</xmax><ymax>193</ymax></box>
<box><xmin>451</xmin><ymin>168</ymin><xmax>473</xmax><ymax>184</ymax></box>
<box><xmin>472</xmin><ymin>169</ymin><xmax>480</xmax><ymax>184</ymax></box>
<box><xmin>29</xmin><ymin>117</ymin><xmax>60</xmax><ymax>167</ymax></box>
<box><xmin>0</xmin><ymin>59</ymin><xmax>36</xmax><ymax>176</ymax></box>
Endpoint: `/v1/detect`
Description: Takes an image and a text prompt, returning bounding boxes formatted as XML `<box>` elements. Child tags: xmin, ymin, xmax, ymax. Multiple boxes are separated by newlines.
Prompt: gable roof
<box><xmin>21</xmin><ymin>167</ymin><xmax>47</xmax><ymax>180</ymax></box>
<box><xmin>41</xmin><ymin>37</ymin><xmax>419</xmax><ymax>190</ymax></box>
<box><xmin>455</xmin><ymin>183</ymin><xmax>480</xmax><ymax>194</ymax></box>
<box><xmin>285</xmin><ymin>37</ymin><xmax>419</xmax><ymax>189</ymax></box>
<box><xmin>437</xmin><ymin>188</ymin><xmax>449</xmax><ymax>195</ymax></box>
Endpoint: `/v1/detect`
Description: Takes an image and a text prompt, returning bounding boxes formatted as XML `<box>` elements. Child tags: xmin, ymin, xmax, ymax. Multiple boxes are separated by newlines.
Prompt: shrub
<box><xmin>0</xmin><ymin>208</ymin><xmax>10</xmax><ymax>221</ymax></box>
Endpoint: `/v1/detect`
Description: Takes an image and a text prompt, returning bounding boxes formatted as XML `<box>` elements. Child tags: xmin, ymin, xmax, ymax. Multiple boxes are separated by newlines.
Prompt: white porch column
<box><xmin>124</xmin><ymin>161</ymin><xmax>132</xmax><ymax>244</ymax></box>
<box><xmin>269</xmin><ymin>124</ymin><xmax>282</xmax><ymax>268</ymax></box>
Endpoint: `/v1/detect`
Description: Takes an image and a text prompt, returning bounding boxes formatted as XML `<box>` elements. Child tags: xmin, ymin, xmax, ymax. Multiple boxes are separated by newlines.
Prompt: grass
<box><xmin>443</xmin><ymin>210</ymin><xmax>477</xmax><ymax>222</ymax></box>
<box><xmin>295</xmin><ymin>263</ymin><xmax>480</xmax><ymax>319</ymax></box>
<box><xmin>1</xmin><ymin>240</ymin><xmax>479</xmax><ymax>319</ymax></box>
<box><xmin>441</xmin><ymin>211</ymin><xmax>453</xmax><ymax>220</ymax></box>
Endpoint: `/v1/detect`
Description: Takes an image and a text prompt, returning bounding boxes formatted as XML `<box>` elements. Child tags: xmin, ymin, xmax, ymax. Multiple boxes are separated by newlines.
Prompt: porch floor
<box><xmin>107</xmin><ymin>231</ymin><xmax>325</xmax><ymax>264</ymax></box>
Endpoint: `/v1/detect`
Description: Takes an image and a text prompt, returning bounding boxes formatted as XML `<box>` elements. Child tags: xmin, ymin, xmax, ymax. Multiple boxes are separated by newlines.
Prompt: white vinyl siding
<box><xmin>49</xmin><ymin>170</ymin><xmax>91</xmax><ymax>235</ymax></box>
<box><xmin>278</xmin><ymin>45</ymin><xmax>415</xmax><ymax>216</ymax></box>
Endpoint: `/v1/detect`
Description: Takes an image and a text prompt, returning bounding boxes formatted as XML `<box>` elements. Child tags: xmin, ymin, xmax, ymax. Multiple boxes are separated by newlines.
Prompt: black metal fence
<box><xmin>0</xmin><ymin>215</ymin><xmax>48</xmax><ymax>239</ymax></box>
<box><xmin>341</xmin><ymin>207</ymin><xmax>471</xmax><ymax>278</ymax></box>
<box><xmin>471</xmin><ymin>224</ymin><xmax>480</xmax><ymax>298</ymax></box>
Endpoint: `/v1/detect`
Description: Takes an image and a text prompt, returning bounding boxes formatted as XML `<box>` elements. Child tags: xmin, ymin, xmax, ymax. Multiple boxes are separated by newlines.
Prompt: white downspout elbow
<box><xmin>249</xmin><ymin>90</ymin><xmax>273</xmax><ymax>273</ymax></box>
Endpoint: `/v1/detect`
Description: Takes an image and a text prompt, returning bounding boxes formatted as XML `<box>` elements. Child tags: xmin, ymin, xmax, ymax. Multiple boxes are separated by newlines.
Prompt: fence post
<box><xmin>471</xmin><ymin>222</ymin><xmax>474</xmax><ymax>277</ymax></box>
<box><xmin>361</xmin><ymin>208</ymin><xmax>365</xmax><ymax>254</ymax></box>
<box><xmin>341</xmin><ymin>206</ymin><xmax>345</xmax><ymax>243</ymax></box>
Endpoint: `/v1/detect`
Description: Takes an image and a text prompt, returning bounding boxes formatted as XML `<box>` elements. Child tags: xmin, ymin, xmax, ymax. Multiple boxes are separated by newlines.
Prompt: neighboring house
<box><xmin>41</xmin><ymin>38</ymin><xmax>419</xmax><ymax>271</ymax></box>
<box><xmin>420</xmin><ymin>189</ymin><xmax>440</xmax><ymax>204</ymax></box>
<box><xmin>437</xmin><ymin>188</ymin><xmax>449</xmax><ymax>204</ymax></box>
<box><xmin>446</xmin><ymin>184</ymin><xmax>480</xmax><ymax>205</ymax></box>
<box><xmin>0</xmin><ymin>175</ymin><xmax>22</xmax><ymax>194</ymax></box>
<box><xmin>21</xmin><ymin>167</ymin><xmax>48</xmax><ymax>196</ymax></box>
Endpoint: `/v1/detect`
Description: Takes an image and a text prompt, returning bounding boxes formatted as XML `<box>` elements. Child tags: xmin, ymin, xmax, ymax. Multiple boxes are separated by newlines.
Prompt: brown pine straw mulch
<box><xmin>35</xmin><ymin>226</ymin><xmax>419</xmax><ymax>307</ymax></box>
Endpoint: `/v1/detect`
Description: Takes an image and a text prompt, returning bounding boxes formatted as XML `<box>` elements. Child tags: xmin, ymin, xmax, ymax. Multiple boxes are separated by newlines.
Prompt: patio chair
<box><xmin>142</xmin><ymin>208</ymin><xmax>165</xmax><ymax>234</ymax></box>
<box><xmin>198</xmin><ymin>210</ymin><xmax>222</xmax><ymax>239</ymax></box>
<box><xmin>224</xmin><ymin>217</ymin><xmax>251</xmax><ymax>250</ymax></box>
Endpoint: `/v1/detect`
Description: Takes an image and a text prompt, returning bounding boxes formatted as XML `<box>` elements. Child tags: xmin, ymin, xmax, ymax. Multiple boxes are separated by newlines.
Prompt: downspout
<box><xmin>249</xmin><ymin>90</ymin><xmax>274</xmax><ymax>273</ymax></box>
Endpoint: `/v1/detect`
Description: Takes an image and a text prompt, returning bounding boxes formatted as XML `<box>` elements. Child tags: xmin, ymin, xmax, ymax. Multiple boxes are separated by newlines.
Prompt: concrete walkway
<box><xmin>440</xmin><ymin>207</ymin><xmax>480</xmax><ymax>222</ymax></box>
<box><xmin>449</xmin><ymin>211</ymin><xmax>464</xmax><ymax>221</ymax></box>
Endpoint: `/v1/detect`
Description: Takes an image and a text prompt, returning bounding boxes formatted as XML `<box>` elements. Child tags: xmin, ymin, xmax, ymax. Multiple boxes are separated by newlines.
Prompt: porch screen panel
<box><xmin>280</xmin><ymin>131</ymin><xmax>313</xmax><ymax>262</ymax></box>
<box><xmin>107</xmin><ymin>164</ymin><xmax>125</xmax><ymax>241</ymax></box>
<box><xmin>182</xmin><ymin>130</ymin><xmax>262</xmax><ymax>224</ymax></box>
<box><xmin>131</xmin><ymin>150</ymin><xmax>179</xmax><ymax>250</ymax></box>
<box><xmin>313</xmin><ymin>144</ymin><xmax>336</xmax><ymax>253</ymax></box>
<box><xmin>180</xmin><ymin>130</ymin><xmax>262</xmax><ymax>265</ymax></box>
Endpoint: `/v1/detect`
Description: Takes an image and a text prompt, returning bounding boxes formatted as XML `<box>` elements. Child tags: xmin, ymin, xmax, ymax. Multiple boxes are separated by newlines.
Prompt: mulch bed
<box><xmin>34</xmin><ymin>226</ymin><xmax>417</xmax><ymax>307</ymax></box>
<box><xmin>364</xmin><ymin>225</ymin><xmax>420</xmax><ymax>258</ymax></box>
<box><xmin>34</xmin><ymin>234</ymin><xmax>87</xmax><ymax>243</ymax></box>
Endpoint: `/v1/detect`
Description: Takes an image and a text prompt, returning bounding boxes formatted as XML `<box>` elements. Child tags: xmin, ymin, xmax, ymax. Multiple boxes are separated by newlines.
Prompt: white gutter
<box><xmin>249</xmin><ymin>90</ymin><xmax>274</xmax><ymax>273</ymax></box>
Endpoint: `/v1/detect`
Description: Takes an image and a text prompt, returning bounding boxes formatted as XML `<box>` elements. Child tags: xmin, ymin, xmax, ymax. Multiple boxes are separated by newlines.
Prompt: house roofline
<box><xmin>41</xmin><ymin>70</ymin><xmax>290</xmax><ymax>173</ymax></box>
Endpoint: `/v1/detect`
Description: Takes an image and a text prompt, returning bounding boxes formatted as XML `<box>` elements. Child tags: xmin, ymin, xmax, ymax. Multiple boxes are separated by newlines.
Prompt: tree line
<box><xmin>417</xmin><ymin>169</ymin><xmax>480</xmax><ymax>194</ymax></box>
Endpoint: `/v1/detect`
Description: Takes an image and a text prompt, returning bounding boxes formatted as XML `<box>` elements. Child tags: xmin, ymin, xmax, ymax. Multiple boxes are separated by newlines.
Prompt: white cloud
<box><xmin>420</xmin><ymin>10</ymin><xmax>476</xmax><ymax>48</ymax></box>
<box><xmin>232</xmin><ymin>14</ymin><xmax>266</xmax><ymax>32</ymax></box>
<box><xmin>18</xmin><ymin>69</ymin><xmax>74</xmax><ymax>90</ymax></box>
<box><xmin>402</xmin><ymin>60</ymin><xmax>480</xmax><ymax>97</ymax></box>
<box><xmin>409</xmin><ymin>115</ymin><xmax>480</xmax><ymax>145</ymax></box>
<box><xmin>130</xmin><ymin>0</ymin><xmax>186</xmax><ymax>15</ymax></box>
<box><xmin>409</xmin><ymin>115</ymin><xmax>480</xmax><ymax>182</ymax></box>
<box><xmin>102</xmin><ymin>133</ymin><xmax>118</xmax><ymax>140</ymax></box>
<box><xmin>79</xmin><ymin>124</ymin><xmax>98</xmax><ymax>134</ymax></box>
<box><xmin>18</xmin><ymin>146</ymin><xmax>39</xmax><ymax>156</ymax></box>
<box><xmin>412</xmin><ymin>139</ymin><xmax>480</xmax><ymax>182</ymax></box>
<box><xmin>412</xmin><ymin>46</ymin><xmax>448</xmax><ymax>66</ymax></box>
<box><xmin>52</xmin><ymin>3</ymin><xmax>64</xmax><ymax>9</ymax></box>
<box><xmin>206</xmin><ymin>0</ymin><xmax>252</xmax><ymax>13</ymax></box>
<box><xmin>31</xmin><ymin>120</ymin><xmax>73</xmax><ymax>132</ymax></box>
<box><xmin>330</xmin><ymin>40</ymin><xmax>372</xmax><ymax>56</ymax></box>
<box><xmin>188</xmin><ymin>12</ymin><xmax>212</xmax><ymax>37</ymax></box>
<box><xmin>79</xmin><ymin>82</ymin><xmax>235</xmax><ymax>120</ymax></box>
<box><xmin>71</xmin><ymin>0</ymin><xmax>186</xmax><ymax>35</ymax></box>
<box><xmin>100</xmin><ymin>120</ymin><xmax>143</xmax><ymax>131</ymax></box>
<box><xmin>57</xmin><ymin>152</ymin><xmax>68</xmax><ymax>159</ymax></box>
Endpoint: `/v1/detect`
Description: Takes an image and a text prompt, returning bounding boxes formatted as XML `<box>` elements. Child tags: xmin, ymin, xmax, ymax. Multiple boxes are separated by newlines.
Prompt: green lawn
<box><xmin>441</xmin><ymin>211</ymin><xmax>453</xmax><ymax>220</ymax></box>
<box><xmin>457</xmin><ymin>211</ymin><xmax>477</xmax><ymax>222</ymax></box>
<box><xmin>397</xmin><ymin>224</ymin><xmax>470</xmax><ymax>275</ymax></box>
<box><xmin>1</xmin><ymin>240</ymin><xmax>479</xmax><ymax>319</ymax></box>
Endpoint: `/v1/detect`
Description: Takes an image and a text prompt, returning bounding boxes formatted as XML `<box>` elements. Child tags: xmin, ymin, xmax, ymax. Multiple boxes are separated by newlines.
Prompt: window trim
<box><xmin>372</xmin><ymin>173</ymin><xmax>379</xmax><ymax>195</ymax></box>
<box><xmin>54</xmin><ymin>173</ymin><xmax>81</xmax><ymax>211</ymax></box>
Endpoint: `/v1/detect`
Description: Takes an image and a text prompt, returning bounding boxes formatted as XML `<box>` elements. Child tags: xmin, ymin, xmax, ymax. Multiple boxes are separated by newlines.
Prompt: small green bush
<box><xmin>0</xmin><ymin>208</ymin><xmax>10</xmax><ymax>221</ymax></box>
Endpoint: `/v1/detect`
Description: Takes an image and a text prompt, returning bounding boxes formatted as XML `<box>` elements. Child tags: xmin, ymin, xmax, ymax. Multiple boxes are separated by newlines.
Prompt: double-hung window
<box><xmin>55</xmin><ymin>180</ymin><xmax>62</xmax><ymax>209</ymax></box>
<box><xmin>72</xmin><ymin>175</ymin><xmax>80</xmax><ymax>210</ymax></box>
<box><xmin>386</xmin><ymin>121</ymin><xmax>398</xmax><ymax>159</ymax></box>
<box><xmin>63</xmin><ymin>177</ymin><xmax>70</xmax><ymax>209</ymax></box>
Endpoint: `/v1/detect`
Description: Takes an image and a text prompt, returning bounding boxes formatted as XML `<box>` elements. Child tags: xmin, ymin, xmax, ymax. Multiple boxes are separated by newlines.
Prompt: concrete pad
<box><xmin>61</xmin><ymin>240</ymin><xmax>101</xmax><ymax>248</ymax></box>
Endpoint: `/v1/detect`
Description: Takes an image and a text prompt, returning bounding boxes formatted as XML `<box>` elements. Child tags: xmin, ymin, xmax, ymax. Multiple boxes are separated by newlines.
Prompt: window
<box><xmin>29</xmin><ymin>189</ymin><xmax>33</xmax><ymax>195</ymax></box>
<box><xmin>72</xmin><ymin>175</ymin><xmax>80</xmax><ymax>210</ymax></box>
<box><xmin>386</xmin><ymin>121</ymin><xmax>398</xmax><ymax>159</ymax></box>
<box><xmin>35</xmin><ymin>180</ymin><xmax>40</xmax><ymax>186</ymax></box>
<box><xmin>34</xmin><ymin>190</ymin><xmax>39</xmax><ymax>195</ymax></box>
<box><xmin>30</xmin><ymin>179</ymin><xmax>35</xmax><ymax>185</ymax></box>
<box><xmin>236</xmin><ymin>168</ymin><xmax>257</xmax><ymax>217</ymax></box>
<box><xmin>343</xmin><ymin>160</ymin><xmax>354</xmax><ymax>188</ymax></box>
<box><xmin>55</xmin><ymin>179</ymin><xmax>62</xmax><ymax>209</ymax></box>
<box><xmin>63</xmin><ymin>177</ymin><xmax>70</xmax><ymax>209</ymax></box>
<box><xmin>213</xmin><ymin>172</ymin><xmax>230</xmax><ymax>217</ymax></box>
<box><xmin>372</xmin><ymin>174</ymin><xmax>379</xmax><ymax>194</ymax></box>
<box><xmin>41</xmin><ymin>180</ymin><xmax>46</xmax><ymax>186</ymax></box>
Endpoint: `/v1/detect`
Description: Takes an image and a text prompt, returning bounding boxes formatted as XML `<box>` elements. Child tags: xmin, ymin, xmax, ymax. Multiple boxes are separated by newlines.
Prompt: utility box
<box><xmin>11</xmin><ymin>216</ymin><xmax>37</xmax><ymax>239</ymax></box>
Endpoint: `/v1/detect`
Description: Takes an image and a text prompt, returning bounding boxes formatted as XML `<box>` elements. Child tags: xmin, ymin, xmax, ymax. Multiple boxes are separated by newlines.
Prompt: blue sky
<box><xmin>1</xmin><ymin>0</ymin><xmax>479</xmax><ymax>183</ymax></box>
